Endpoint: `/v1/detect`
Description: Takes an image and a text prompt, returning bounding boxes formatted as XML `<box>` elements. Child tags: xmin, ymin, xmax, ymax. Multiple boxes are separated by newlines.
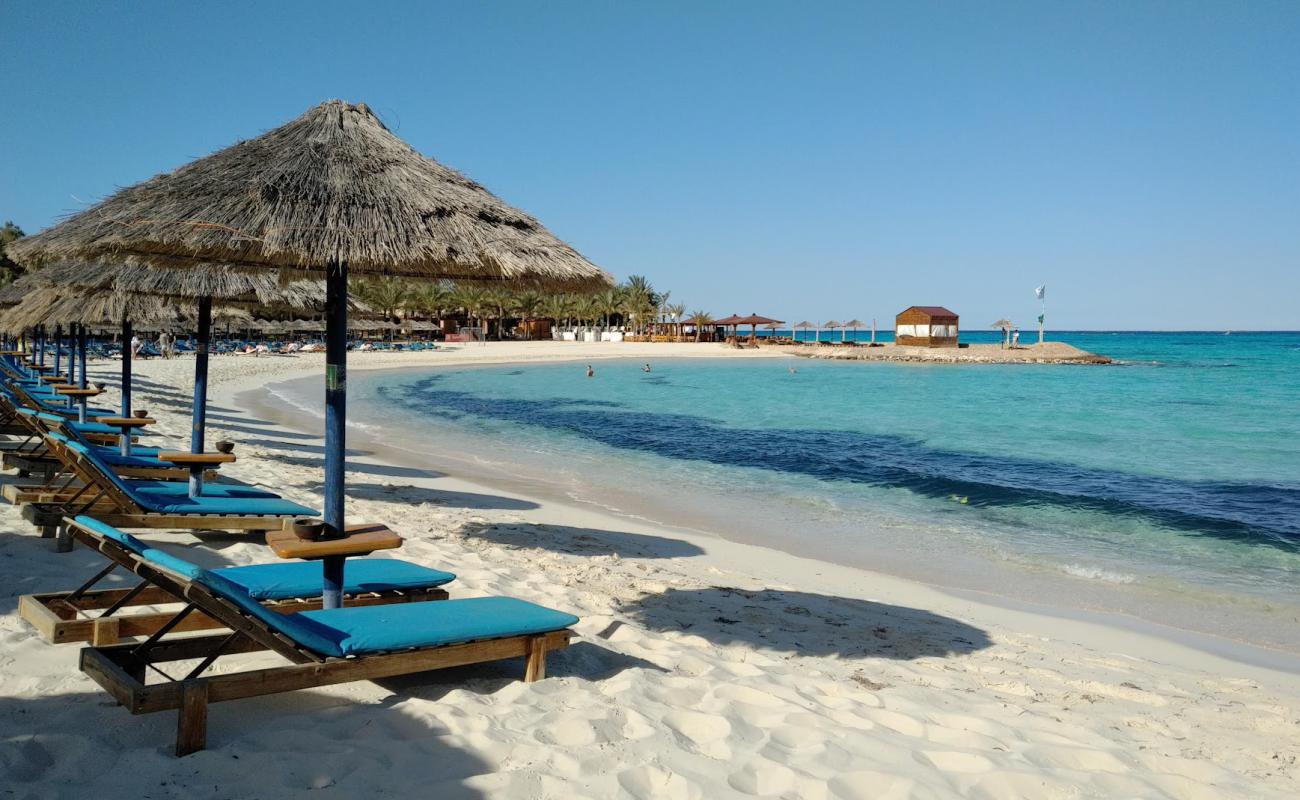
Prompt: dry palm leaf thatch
<box><xmin>17</xmin><ymin>260</ymin><xmax>376</xmax><ymax>313</ymax></box>
<box><xmin>11</xmin><ymin>100</ymin><xmax>613</xmax><ymax>291</ymax></box>
<box><xmin>24</xmin><ymin>260</ymin><xmax>327</xmax><ymax>306</ymax></box>
<box><xmin>0</xmin><ymin>286</ymin><xmax>181</xmax><ymax>334</ymax></box>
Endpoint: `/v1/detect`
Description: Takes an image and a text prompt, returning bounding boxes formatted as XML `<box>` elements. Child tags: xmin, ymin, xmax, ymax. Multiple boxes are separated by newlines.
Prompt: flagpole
<box><xmin>1036</xmin><ymin>285</ymin><xmax>1047</xmax><ymax>344</ymax></box>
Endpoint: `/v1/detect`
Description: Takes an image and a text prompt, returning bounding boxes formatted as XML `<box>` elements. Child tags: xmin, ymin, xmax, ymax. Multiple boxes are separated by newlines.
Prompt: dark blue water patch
<box><xmin>380</xmin><ymin>377</ymin><xmax>1300</xmax><ymax>551</ymax></box>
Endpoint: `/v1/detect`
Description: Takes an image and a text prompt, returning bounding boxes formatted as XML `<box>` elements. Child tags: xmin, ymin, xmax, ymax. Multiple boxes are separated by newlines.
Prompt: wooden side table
<box><xmin>96</xmin><ymin>416</ymin><xmax>155</xmax><ymax>456</ymax></box>
<box><xmin>155</xmin><ymin>451</ymin><xmax>235</xmax><ymax>497</ymax></box>
<box><xmin>265</xmin><ymin>524</ymin><xmax>404</xmax><ymax>609</ymax></box>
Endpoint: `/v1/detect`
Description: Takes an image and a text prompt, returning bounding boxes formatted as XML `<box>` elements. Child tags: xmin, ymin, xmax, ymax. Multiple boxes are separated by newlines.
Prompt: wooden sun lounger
<box><xmin>20</xmin><ymin>520</ymin><xmax>451</xmax><ymax>645</ymax></box>
<box><xmin>65</xmin><ymin>517</ymin><xmax>577</xmax><ymax>755</ymax></box>
<box><xmin>22</xmin><ymin>433</ymin><xmax>313</xmax><ymax>548</ymax></box>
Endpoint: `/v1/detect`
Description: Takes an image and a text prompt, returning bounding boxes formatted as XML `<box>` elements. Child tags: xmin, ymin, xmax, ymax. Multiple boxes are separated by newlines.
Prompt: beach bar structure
<box><xmin>894</xmin><ymin>306</ymin><xmax>959</xmax><ymax>347</ymax></box>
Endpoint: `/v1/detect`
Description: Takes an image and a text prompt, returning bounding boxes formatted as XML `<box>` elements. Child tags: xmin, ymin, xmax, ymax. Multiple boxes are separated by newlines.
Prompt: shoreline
<box><xmin>246</xmin><ymin>350</ymin><xmax>1300</xmax><ymax>676</ymax></box>
<box><xmin>4</xmin><ymin>341</ymin><xmax>1298</xmax><ymax>796</ymax></box>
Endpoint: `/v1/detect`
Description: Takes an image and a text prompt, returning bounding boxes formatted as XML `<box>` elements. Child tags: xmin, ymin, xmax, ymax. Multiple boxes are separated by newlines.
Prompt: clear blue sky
<box><xmin>3</xmin><ymin>1</ymin><xmax>1297</xmax><ymax>329</ymax></box>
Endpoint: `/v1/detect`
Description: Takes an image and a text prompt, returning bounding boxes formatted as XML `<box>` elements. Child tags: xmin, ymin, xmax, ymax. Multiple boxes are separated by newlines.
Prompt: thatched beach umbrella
<box><xmin>12</xmin><ymin>99</ymin><xmax>612</xmax><ymax>608</ymax></box>
<box><xmin>991</xmin><ymin>319</ymin><xmax>1014</xmax><ymax>348</ymax></box>
<box><xmin>822</xmin><ymin>320</ymin><xmax>841</xmax><ymax>344</ymax></box>
<box><xmin>843</xmin><ymin>319</ymin><xmax>866</xmax><ymax>343</ymax></box>
<box><xmin>735</xmin><ymin>313</ymin><xmax>783</xmax><ymax>342</ymax></box>
<box><xmin>791</xmin><ymin>320</ymin><xmax>814</xmax><ymax>344</ymax></box>
<box><xmin>712</xmin><ymin>314</ymin><xmax>743</xmax><ymax>340</ymax></box>
<box><xmin>4</xmin><ymin>261</ymin><xmax>348</xmax><ymax>446</ymax></box>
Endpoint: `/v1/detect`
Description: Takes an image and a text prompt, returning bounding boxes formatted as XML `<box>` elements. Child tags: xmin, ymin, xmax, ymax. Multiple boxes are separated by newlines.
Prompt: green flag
<box><xmin>1037</xmin><ymin>314</ymin><xmax>1044</xmax><ymax>324</ymax></box>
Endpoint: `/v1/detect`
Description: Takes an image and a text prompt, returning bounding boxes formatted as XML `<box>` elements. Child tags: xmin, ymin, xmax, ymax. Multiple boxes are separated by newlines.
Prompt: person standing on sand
<box><xmin>130</xmin><ymin>334</ymin><xmax>142</xmax><ymax>359</ymax></box>
<box><xmin>586</xmin><ymin>364</ymin><xmax>594</xmax><ymax>378</ymax></box>
<box><xmin>1012</xmin><ymin>328</ymin><xmax>1020</xmax><ymax>348</ymax></box>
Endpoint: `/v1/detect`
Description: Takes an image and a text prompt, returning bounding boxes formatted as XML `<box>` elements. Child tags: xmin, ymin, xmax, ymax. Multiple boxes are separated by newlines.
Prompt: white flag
<box><xmin>1034</xmin><ymin>285</ymin><xmax>1046</xmax><ymax>300</ymax></box>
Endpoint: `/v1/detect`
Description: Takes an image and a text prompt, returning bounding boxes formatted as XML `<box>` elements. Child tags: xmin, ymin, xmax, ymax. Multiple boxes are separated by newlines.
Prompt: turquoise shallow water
<box><xmin>274</xmin><ymin>332</ymin><xmax>1300</xmax><ymax>654</ymax></box>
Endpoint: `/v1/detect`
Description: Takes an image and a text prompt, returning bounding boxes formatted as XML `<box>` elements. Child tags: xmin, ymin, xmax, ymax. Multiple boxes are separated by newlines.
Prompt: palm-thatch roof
<box><xmin>823</xmin><ymin>320</ymin><xmax>842</xmax><ymax>328</ymax></box>
<box><xmin>843</xmin><ymin>319</ymin><xmax>866</xmax><ymax>328</ymax></box>
<box><xmin>791</xmin><ymin>320</ymin><xmax>814</xmax><ymax>329</ymax></box>
<box><xmin>10</xmin><ymin>100</ymin><xmax>612</xmax><ymax>291</ymax></box>
<box><xmin>1</xmin><ymin>286</ymin><xmax>182</xmax><ymax>334</ymax></box>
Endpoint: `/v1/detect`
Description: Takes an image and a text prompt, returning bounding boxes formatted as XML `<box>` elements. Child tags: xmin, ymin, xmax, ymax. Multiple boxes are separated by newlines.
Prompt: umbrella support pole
<box><xmin>322</xmin><ymin>260</ymin><xmax>349</xmax><ymax>610</ymax></box>
<box><xmin>189</xmin><ymin>298</ymin><xmax>211</xmax><ymax>497</ymax></box>
<box><xmin>120</xmin><ymin>319</ymin><xmax>133</xmax><ymax>456</ymax></box>
<box><xmin>53</xmin><ymin>324</ymin><xmax>62</xmax><ymax>379</ymax></box>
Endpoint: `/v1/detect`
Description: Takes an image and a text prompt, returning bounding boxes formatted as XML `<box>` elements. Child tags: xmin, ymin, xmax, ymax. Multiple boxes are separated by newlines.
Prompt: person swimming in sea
<box><xmin>586</xmin><ymin>364</ymin><xmax>594</xmax><ymax>377</ymax></box>
<box><xmin>642</xmin><ymin>363</ymin><xmax>652</xmax><ymax>373</ymax></box>
<box><xmin>788</xmin><ymin>365</ymin><xmax>797</xmax><ymax>374</ymax></box>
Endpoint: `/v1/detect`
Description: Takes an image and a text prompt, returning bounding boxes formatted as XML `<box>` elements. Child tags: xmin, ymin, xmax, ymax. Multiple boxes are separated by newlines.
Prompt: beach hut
<box><xmin>11</xmin><ymin>99</ymin><xmax>612</xmax><ymax>608</ymax></box>
<box><xmin>895</xmin><ymin>306</ymin><xmax>959</xmax><ymax>347</ymax></box>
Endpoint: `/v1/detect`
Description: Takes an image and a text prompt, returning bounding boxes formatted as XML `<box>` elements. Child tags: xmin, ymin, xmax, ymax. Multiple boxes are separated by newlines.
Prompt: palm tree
<box><xmin>687</xmin><ymin>310</ymin><xmax>713</xmax><ymax>343</ymax></box>
<box><xmin>406</xmin><ymin>282</ymin><xmax>453</xmax><ymax>323</ymax></box>
<box><xmin>540</xmin><ymin>294</ymin><xmax>572</xmax><ymax>331</ymax></box>
<box><xmin>453</xmin><ymin>285</ymin><xmax>489</xmax><ymax>338</ymax></box>
<box><xmin>666</xmin><ymin>302</ymin><xmax>686</xmax><ymax>340</ymax></box>
<box><xmin>513</xmin><ymin>290</ymin><xmax>544</xmax><ymax>340</ymax></box>
<box><xmin>483</xmin><ymin>288</ymin><xmax>516</xmax><ymax>340</ymax></box>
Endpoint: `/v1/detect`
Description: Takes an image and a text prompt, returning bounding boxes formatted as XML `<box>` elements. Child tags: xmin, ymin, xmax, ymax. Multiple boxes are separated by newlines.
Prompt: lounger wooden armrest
<box><xmin>96</xmin><ymin>417</ymin><xmax>155</xmax><ymax>427</ymax></box>
<box><xmin>55</xmin><ymin>387</ymin><xmax>102</xmax><ymax>397</ymax></box>
<box><xmin>38</xmin><ymin>375</ymin><xmax>71</xmax><ymax>384</ymax></box>
<box><xmin>155</xmin><ymin>451</ymin><xmax>236</xmax><ymax>465</ymax></box>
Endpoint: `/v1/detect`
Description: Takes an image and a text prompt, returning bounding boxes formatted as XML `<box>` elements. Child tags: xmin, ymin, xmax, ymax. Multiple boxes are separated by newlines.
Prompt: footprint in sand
<box><xmin>727</xmin><ymin>758</ymin><xmax>798</xmax><ymax>795</ymax></box>
<box><xmin>662</xmin><ymin>710</ymin><xmax>733</xmax><ymax>759</ymax></box>
<box><xmin>617</xmin><ymin>764</ymin><xmax>702</xmax><ymax>800</ymax></box>
<box><xmin>917</xmin><ymin>749</ymin><xmax>995</xmax><ymax>773</ymax></box>
<box><xmin>828</xmin><ymin>771</ymin><xmax>918</xmax><ymax>800</ymax></box>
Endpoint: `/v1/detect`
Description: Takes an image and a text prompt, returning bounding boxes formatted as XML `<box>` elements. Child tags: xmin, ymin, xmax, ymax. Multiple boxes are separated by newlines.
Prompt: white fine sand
<box><xmin>2</xmin><ymin>341</ymin><xmax>1299</xmax><ymax>799</ymax></box>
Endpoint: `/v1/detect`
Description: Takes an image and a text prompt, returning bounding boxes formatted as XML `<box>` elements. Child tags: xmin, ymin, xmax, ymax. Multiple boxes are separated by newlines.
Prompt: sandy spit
<box><xmin>1</xmin><ymin>341</ymin><xmax>1296</xmax><ymax>799</ymax></box>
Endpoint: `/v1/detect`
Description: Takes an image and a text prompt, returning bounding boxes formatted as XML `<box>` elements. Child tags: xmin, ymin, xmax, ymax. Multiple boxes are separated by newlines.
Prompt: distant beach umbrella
<box><xmin>712</xmin><ymin>314</ymin><xmax>744</xmax><ymax>340</ymax></box>
<box><xmin>10</xmin><ymin>99</ymin><xmax>613</xmax><ymax>608</ymax></box>
<box><xmin>823</xmin><ymin>320</ymin><xmax>841</xmax><ymax>344</ymax></box>
<box><xmin>734</xmin><ymin>313</ymin><xmax>783</xmax><ymax>342</ymax></box>
<box><xmin>843</xmin><ymin>319</ymin><xmax>866</xmax><ymax>343</ymax></box>
<box><xmin>792</xmin><ymin>321</ymin><xmax>814</xmax><ymax>344</ymax></box>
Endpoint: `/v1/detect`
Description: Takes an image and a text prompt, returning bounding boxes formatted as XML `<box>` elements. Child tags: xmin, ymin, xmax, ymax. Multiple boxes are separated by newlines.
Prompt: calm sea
<box><xmin>271</xmin><ymin>331</ymin><xmax>1300</xmax><ymax>659</ymax></box>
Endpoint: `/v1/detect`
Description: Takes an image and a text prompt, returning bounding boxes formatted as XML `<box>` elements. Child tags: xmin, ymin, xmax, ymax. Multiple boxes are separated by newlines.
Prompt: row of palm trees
<box><xmin>349</xmin><ymin>275</ymin><xmax>716</xmax><ymax>340</ymax></box>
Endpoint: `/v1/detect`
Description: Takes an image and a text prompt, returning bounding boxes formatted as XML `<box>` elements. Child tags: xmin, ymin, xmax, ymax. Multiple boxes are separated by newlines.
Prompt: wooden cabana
<box><xmin>894</xmin><ymin>306</ymin><xmax>959</xmax><ymax>348</ymax></box>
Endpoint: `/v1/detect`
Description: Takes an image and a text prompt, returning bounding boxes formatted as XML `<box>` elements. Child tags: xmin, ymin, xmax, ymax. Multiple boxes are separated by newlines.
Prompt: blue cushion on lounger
<box><xmin>121</xmin><ymin>480</ymin><xmax>280</xmax><ymax>498</ymax></box>
<box><xmin>71</xmin><ymin>516</ymin><xmax>455</xmax><ymax>601</ymax></box>
<box><xmin>32</xmin><ymin>412</ymin><xmax>126</xmax><ymax>438</ymax></box>
<box><xmin>296</xmin><ymin>597</ymin><xmax>580</xmax><ymax>656</ymax></box>
<box><xmin>58</xmin><ymin>435</ymin><xmax>318</xmax><ymax>517</ymax></box>
<box><xmin>73</xmin><ymin>514</ymin><xmax>152</xmax><ymax>553</ymax></box>
<box><xmin>217</xmin><ymin>560</ymin><xmax>456</xmax><ymax>601</ymax></box>
<box><xmin>133</xmin><ymin>491</ymin><xmax>318</xmax><ymax>517</ymax></box>
<box><xmin>193</xmin><ymin>569</ymin><xmax>350</xmax><ymax>657</ymax></box>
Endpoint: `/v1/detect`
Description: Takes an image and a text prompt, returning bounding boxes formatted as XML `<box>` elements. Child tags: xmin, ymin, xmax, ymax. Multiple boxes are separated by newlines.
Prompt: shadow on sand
<box><xmin>619</xmin><ymin>586</ymin><xmax>991</xmax><ymax>660</ymax></box>
<box><xmin>0</xmin><ymin>689</ymin><xmax>492</xmax><ymax>797</ymax></box>
<box><xmin>458</xmin><ymin>521</ymin><xmax>704</xmax><ymax>559</ymax></box>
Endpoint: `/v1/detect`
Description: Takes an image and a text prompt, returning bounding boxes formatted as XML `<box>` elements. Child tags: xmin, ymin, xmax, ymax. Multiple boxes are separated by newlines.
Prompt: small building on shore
<box><xmin>895</xmin><ymin>306</ymin><xmax>959</xmax><ymax>347</ymax></box>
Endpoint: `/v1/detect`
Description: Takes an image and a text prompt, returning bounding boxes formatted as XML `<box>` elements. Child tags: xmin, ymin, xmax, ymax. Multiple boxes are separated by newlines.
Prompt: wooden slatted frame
<box><xmin>19</xmin><ymin>523</ymin><xmax>449</xmax><ymax>645</ymax></box>
<box><xmin>65</xmin><ymin>521</ymin><xmax>575</xmax><ymax>755</ymax></box>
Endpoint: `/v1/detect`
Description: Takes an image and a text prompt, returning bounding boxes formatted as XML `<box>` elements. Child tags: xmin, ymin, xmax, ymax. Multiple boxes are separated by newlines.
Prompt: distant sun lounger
<box><xmin>20</xmin><ymin>515</ymin><xmax>455</xmax><ymax>645</ymax></box>
<box><xmin>18</xmin><ymin>431</ymin><xmax>316</xmax><ymax>542</ymax></box>
<box><xmin>65</xmin><ymin>516</ymin><xmax>578</xmax><ymax>755</ymax></box>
